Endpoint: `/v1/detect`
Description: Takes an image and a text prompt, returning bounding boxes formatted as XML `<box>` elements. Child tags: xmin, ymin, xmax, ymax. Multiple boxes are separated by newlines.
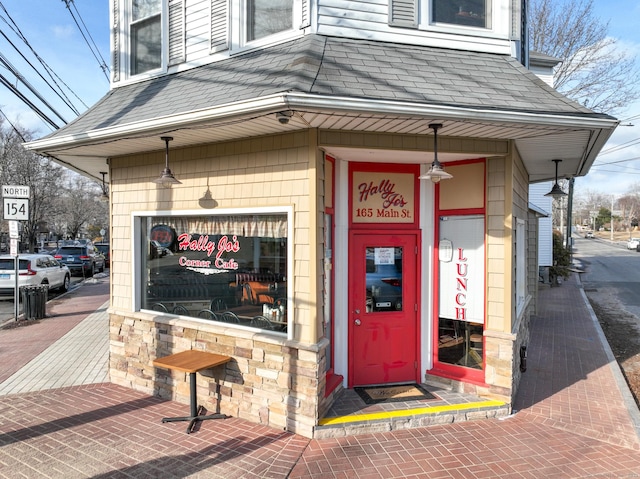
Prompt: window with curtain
<box><xmin>432</xmin><ymin>0</ymin><xmax>491</xmax><ymax>29</ymax></box>
<box><xmin>131</xmin><ymin>0</ymin><xmax>162</xmax><ymax>74</ymax></box>
<box><xmin>139</xmin><ymin>212</ymin><xmax>289</xmax><ymax>334</ymax></box>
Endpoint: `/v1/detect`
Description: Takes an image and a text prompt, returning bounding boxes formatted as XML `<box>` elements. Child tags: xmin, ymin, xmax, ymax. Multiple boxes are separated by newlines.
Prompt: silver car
<box><xmin>0</xmin><ymin>254</ymin><xmax>71</xmax><ymax>296</ymax></box>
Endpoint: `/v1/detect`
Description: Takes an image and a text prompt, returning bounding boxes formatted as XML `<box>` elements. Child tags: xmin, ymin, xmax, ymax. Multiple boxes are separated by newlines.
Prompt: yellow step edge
<box><xmin>318</xmin><ymin>400</ymin><xmax>506</xmax><ymax>426</ymax></box>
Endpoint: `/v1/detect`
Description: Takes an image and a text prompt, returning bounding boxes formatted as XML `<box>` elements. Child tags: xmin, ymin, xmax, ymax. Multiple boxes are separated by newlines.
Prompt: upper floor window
<box><xmin>246</xmin><ymin>0</ymin><xmax>294</xmax><ymax>43</ymax></box>
<box><xmin>131</xmin><ymin>0</ymin><xmax>162</xmax><ymax>75</ymax></box>
<box><xmin>432</xmin><ymin>0</ymin><xmax>490</xmax><ymax>29</ymax></box>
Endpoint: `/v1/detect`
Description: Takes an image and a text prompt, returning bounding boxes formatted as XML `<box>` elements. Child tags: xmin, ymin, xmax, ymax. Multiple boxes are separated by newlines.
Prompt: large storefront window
<box><xmin>437</xmin><ymin>215</ymin><xmax>485</xmax><ymax>370</ymax></box>
<box><xmin>138</xmin><ymin>211</ymin><xmax>289</xmax><ymax>334</ymax></box>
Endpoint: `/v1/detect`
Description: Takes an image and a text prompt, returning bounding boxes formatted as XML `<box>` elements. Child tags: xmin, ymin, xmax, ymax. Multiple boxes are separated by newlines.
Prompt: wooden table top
<box><xmin>153</xmin><ymin>350</ymin><xmax>231</xmax><ymax>373</ymax></box>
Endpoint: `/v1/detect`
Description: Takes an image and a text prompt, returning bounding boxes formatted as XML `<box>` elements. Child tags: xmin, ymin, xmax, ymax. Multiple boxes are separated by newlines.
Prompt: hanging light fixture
<box><xmin>99</xmin><ymin>171</ymin><xmax>109</xmax><ymax>202</ymax></box>
<box><xmin>419</xmin><ymin>123</ymin><xmax>453</xmax><ymax>183</ymax></box>
<box><xmin>544</xmin><ymin>159</ymin><xmax>567</xmax><ymax>199</ymax></box>
<box><xmin>153</xmin><ymin>136</ymin><xmax>182</xmax><ymax>185</ymax></box>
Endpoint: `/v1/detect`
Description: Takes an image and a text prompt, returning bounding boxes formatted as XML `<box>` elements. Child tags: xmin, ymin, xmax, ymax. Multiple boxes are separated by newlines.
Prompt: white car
<box><xmin>0</xmin><ymin>254</ymin><xmax>71</xmax><ymax>296</ymax></box>
<box><xmin>627</xmin><ymin>238</ymin><xmax>640</xmax><ymax>250</ymax></box>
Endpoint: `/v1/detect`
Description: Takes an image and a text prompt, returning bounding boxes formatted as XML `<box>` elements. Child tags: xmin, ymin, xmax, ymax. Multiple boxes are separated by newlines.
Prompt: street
<box><xmin>0</xmin><ymin>273</ymin><xmax>104</xmax><ymax>323</ymax></box>
<box><xmin>574</xmin><ymin>234</ymin><xmax>640</xmax><ymax>406</ymax></box>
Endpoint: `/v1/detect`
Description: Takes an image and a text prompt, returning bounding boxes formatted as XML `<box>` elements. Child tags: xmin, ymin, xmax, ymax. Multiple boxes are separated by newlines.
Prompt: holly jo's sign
<box><xmin>351</xmin><ymin>171</ymin><xmax>415</xmax><ymax>224</ymax></box>
<box><xmin>176</xmin><ymin>233</ymin><xmax>240</xmax><ymax>270</ymax></box>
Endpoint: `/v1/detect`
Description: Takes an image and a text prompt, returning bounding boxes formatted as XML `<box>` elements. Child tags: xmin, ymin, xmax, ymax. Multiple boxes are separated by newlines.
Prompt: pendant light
<box><xmin>545</xmin><ymin>159</ymin><xmax>567</xmax><ymax>199</ymax></box>
<box><xmin>419</xmin><ymin>123</ymin><xmax>453</xmax><ymax>183</ymax></box>
<box><xmin>153</xmin><ymin>136</ymin><xmax>182</xmax><ymax>185</ymax></box>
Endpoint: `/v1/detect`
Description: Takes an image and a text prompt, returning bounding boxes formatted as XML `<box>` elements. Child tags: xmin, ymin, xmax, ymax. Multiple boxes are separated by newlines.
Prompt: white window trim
<box><xmin>417</xmin><ymin>0</ymin><xmax>509</xmax><ymax>39</ymax></box>
<box><xmin>124</xmin><ymin>0</ymin><xmax>168</xmax><ymax>80</ymax></box>
<box><xmin>131</xmin><ymin>206</ymin><xmax>294</xmax><ymax>339</ymax></box>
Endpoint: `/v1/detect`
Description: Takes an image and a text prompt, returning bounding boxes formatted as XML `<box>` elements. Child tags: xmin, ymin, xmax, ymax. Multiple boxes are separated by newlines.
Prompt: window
<box><xmin>246</xmin><ymin>0</ymin><xmax>294</xmax><ymax>43</ymax></box>
<box><xmin>131</xmin><ymin>0</ymin><xmax>162</xmax><ymax>75</ymax></box>
<box><xmin>432</xmin><ymin>0</ymin><xmax>490</xmax><ymax>29</ymax></box>
<box><xmin>137</xmin><ymin>210</ymin><xmax>291</xmax><ymax>334</ymax></box>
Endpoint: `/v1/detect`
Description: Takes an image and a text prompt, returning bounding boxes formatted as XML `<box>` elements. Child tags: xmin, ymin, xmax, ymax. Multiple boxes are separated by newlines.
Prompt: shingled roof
<box><xmin>47</xmin><ymin>34</ymin><xmax>603</xmax><ymax>140</ymax></box>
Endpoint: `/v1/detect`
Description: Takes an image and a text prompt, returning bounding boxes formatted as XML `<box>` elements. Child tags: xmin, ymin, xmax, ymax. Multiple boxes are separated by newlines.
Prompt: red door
<box><xmin>349</xmin><ymin>232</ymin><xmax>420</xmax><ymax>387</ymax></box>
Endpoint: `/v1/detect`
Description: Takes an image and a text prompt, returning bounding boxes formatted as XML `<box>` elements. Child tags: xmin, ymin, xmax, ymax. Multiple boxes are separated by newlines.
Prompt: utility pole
<box><xmin>611</xmin><ymin>194</ymin><xmax>615</xmax><ymax>242</ymax></box>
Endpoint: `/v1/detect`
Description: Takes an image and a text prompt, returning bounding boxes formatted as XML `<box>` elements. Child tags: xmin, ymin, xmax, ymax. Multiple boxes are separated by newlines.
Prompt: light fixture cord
<box><xmin>165</xmin><ymin>139</ymin><xmax>170</xmax><ymax>170</ymax></box>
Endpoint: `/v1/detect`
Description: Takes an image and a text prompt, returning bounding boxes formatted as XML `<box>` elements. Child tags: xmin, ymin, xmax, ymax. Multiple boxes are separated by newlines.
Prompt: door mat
<box><xmin>354</xmin><ymin>384</ymin><xmax>436</xmax><ymax>404</ymax></box>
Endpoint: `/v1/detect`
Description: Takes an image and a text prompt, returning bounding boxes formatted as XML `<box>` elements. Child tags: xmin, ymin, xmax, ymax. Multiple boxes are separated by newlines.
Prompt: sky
<box><xmin>0</xmin><ymin>1</ymin><xmax>110</xmax><ymax>134</ymax></box>
<box><xmin>0</xmin><ymin>1</ymin><xmax>639</xmax><ymax>200</ymax></box>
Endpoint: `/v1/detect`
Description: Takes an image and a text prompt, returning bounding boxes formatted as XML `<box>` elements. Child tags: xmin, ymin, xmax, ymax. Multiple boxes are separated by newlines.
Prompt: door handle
<box><xmin>354</xmin><ymin>319</ymin><xmax>361</xmax><ymax>326</ymax></box>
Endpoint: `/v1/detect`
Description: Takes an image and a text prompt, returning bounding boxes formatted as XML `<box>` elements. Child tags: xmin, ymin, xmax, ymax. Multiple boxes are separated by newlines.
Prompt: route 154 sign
<box><xmin>2</xmin><ymin>185</ymin><xmax>30</xmax><ymax>221</ymax></box>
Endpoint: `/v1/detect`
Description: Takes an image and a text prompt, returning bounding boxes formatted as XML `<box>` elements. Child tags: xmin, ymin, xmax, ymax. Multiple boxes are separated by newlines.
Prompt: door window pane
<box><xmin>246</xmin><ymin>0</ymin><xmax>293</xmax><ymax>42</ymax></box>
<box><xmin>365</xmin><ymin>247</ymin><xmax>403</xmax><ymax>312</ymax></box>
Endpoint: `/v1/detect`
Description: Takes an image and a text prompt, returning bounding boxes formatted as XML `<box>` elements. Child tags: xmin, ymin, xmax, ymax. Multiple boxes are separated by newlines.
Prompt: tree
<box><xmin>0</xmin><ymin>121</ymin><xmax>67</xmax><ymax>252</ymax></box>
<box><xmin>0</xmin><ymin>119</ymin><xmax>108</xmax><ymax>251</ymax></box>
<box><xmin>59</xmin><ymin>175</ymin><xmax>106</xmax><ymax>240</ymax></box>
<box><xmin>530</xmin><ymin>0</ymin><xmax>640</xmax><ymax>114</ymax></box>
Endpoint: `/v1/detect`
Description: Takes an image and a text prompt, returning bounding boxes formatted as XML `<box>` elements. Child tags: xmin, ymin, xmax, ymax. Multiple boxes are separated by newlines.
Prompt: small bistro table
<box><xmin>153</xmin><ymin>350</ymin><xmax>231</xmax><ymax>433</ymax></box>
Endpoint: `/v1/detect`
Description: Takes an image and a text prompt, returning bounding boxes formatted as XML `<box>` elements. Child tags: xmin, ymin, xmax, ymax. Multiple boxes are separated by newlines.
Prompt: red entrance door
<box><xmin>349</xmin><ymin>232</ymin><xmax>420</xmax><ymax>387</ymax></box>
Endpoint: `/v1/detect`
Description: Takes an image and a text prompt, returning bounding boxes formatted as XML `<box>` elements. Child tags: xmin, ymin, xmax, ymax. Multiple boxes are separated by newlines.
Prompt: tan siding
<box><xmin>319</xmin><ymin>130</ymin><xmax>509</xmax><ymax>157</ymax></box>
<box><xmin>109</xmin><ymin>131</ymin><xmax>315</xmax><ymax>343</ymax></box>
<box><xmin>486</xmin><ymin>156</ymin><xmax>507</xmax><ymax>333</ymax></box>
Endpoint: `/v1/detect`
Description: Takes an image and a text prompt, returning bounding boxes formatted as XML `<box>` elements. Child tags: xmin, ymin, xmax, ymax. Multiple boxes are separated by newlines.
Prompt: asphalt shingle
<box><xmin>48</xmin><ymin>34</ymin><xmax>599</xmax><ymax>140</ymax></box>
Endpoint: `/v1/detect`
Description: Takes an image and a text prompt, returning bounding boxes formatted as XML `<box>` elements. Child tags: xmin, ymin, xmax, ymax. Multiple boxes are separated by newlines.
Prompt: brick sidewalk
<box><xmin>0</xmin><ymin>274</ymin><xmax>638</xmax><ymax>478</ymax></box>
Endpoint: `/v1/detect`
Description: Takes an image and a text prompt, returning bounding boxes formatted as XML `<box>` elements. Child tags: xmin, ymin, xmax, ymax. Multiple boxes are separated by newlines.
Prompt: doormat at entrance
<box><xmin>354</xmin><ymin>384</ymin><xmax>436</xmax><ymax>404</ymax></box>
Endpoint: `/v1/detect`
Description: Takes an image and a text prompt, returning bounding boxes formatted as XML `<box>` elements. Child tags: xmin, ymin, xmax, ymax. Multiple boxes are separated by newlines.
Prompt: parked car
<box><xmin>627</xmin><ymin>238</ymin><xmax>640</xmax><ymax>249</ymax></box>
<box><xmin>149</xmin><ymin>240</ymin><xmax>172</xmax><ymax>259</ymax></box>
<box><xmin>585</xmin><ymin>231</ymin><xmax>595</xmax><ymax>239</ymax></box>
<box><xmin>0</xmin><ymin>254</ymin><xmax>71</xmax><ymax>295</ymax></box>
<box><xmin>54</xmin><ymin>245</ymin><xmax>105</xmax><ymax>276</ymax></box>
<box><xmin>94</xmin><ymin>242</ymin><xmax>110</xmax><ymax>268</ymax></box>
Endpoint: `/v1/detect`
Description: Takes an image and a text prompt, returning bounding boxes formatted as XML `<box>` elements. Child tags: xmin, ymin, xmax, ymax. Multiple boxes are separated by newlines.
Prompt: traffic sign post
<box><xmin>2</xmin><ymin>185</ymin><xmax>30</xmax><ymax>321</ymax></box>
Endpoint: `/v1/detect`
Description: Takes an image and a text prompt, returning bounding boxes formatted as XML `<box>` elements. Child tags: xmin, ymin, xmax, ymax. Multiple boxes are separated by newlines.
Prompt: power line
<box><xmin>599</xmin><ymin>137</ymin><xmax>640</xmax><ymax>156</ymax></box>
<box><xmin>0</xmin><ymin>107</ymin><xmax>27</xmax><ymax>141</ymax></box>
<box><xmin>0</xmin><ymin>73</ymin><xmax>59</xmax><ymax>129</ymax></box>
<box><xmin>63</xmin><ymin>0</ymin><xmax>109</xmax><ymax>81</ymax></box>
<box><xmin>0</xmin><ymin>27</ymin><xmax>80</xmax><ymax>115</ymax></box>
<box><xmin>0</xmin><ymin>0</ymin><xmax>100</xmax><ymax>127</ymax></box>
<box><xmin>0</xmin><ymin>1</ymin><xmax>88</xmax><ymax>112</ymax></box>
<box><xmin>0</xmin><ymin>52</ymin><xmax>69</xmax><ymax>124</ymax></box>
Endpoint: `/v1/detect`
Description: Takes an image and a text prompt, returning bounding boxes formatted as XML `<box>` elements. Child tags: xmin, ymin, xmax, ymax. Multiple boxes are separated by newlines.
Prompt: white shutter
<box><xmin>211</xmin><ymin>0</ymin><xmax>228</xmax><ymax>53</ymax></box>
<box><xmin>301</xmin><ymin>0</ymin><xmax>311</xmax><ymax>29</ymax></box>
<box><xmin>389</xmin><ymin>0</ymin><xmax>418</xmax><ymax>28</ymax></box>
<box><xmin>168</xmin><ymin>0</ymin><xmax>185</xmax><ymax>65</ymax></box>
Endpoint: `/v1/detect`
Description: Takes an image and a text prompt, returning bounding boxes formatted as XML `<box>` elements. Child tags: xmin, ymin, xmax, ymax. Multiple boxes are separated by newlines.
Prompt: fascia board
<box><xmin>24</xmin><ymin>92</ymin><xmax>619</xmax><ymax>152</ymax></box>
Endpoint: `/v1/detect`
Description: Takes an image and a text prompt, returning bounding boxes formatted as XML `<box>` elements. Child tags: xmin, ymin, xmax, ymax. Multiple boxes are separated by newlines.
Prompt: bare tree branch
<box><xmin>530</xmin><ymin>0</ymin><xmax>640</xmax><ymax>114</ymax></box>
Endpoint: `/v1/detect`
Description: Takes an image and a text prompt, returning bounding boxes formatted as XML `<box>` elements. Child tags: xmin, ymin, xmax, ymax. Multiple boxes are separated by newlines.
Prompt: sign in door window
<box><xmin>366</xmin><ymin>246</ymin><xmax>403</xmax><ymax>312</ymax></box>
